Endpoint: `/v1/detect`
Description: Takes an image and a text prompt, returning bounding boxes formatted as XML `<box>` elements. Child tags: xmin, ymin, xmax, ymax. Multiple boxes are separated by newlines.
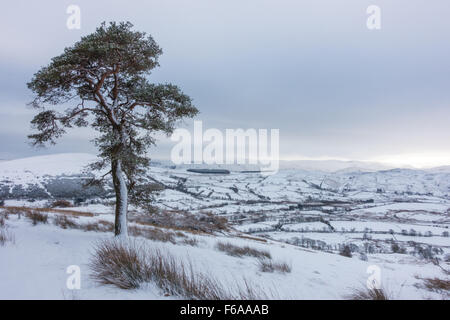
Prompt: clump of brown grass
<box><xmin>52</xmin><ymin>215</ymin><xmax>116</xmax><ymax>234</ymax></box>
<box><xmin>175</xmin><ymin>231</ymin><xmax>187</xmax><ymax>238</ymax></box>
<box><xmin>2</xmin><ymin>207</ymin><xmax>26</xmax><ymax>217</ymax></box>
<box><xmin>90</xmin><ymin>239</ymin><xmax>271</xmax><ymax>299</ymax></box>
<box><xmin>90</xmin><ymin>240</ymin><xmax>149</xmax><ymax>290</ymax></box>
<box><xmin>339</xmin><ymin>245</ymin><xmax>352</xmax><ymax>258</ymax></box>
<box><xmin>131</xmin><ymin>210</ymin><xmax>229</xmax><ymax>234</ymax></box>
<box><xmin>348</xmin><ymin>286</ymin><xmax>391</xmax><ymax>300</ymax></box>
<box><xmin>97</xmin><ymin>220</ymin><xmax>114</xmax><ymax>232</ymax></box>
<box><xmin>257</xmin><ymin>258</ymin><xmax>291</xmax><ymax>274</ymax></box>
<box><xmin>197</xmin><ymin>212</ymin><xmax>229</xmax><ymax>232</ymax></box>
<box><xmin>53</xmin><ymin>215</ymin><xmax>79</xmax><ymax>229</ymax></box>
<box><xmin>422</xmin><ymin>277</ymin><xmax>450</xmax><ymax>291</ymax></box>
<box><xmin>50</xmin><ymin>200</ymin><xmax>73</xmax><ymax>208</ymax></box>
<box><xmin>82</xmin><ymin>220</ymin><xmax>115</xmax><ymax>233</ymax></box>
<box><xmin>128</xmin><ymin>225</ymin><xmax>176</xmax><ymax>243</ymax></box>
<box><xmin>81</xmin><ymin>222</ymin><xmax>102</xmax><ymax>232</ymax></box>
<box><xmin>419</xmin><ymin>277</ymin><xmax>450</xmax><ymax>296</ymax></box>
<box><xmin>216</xmin><ymin>241</ymin><xmax>271</xmax><ymax>259</ymax></box>
<box><xmin>26</xmin><ymin>210</ymin><xmax>48</xmax><ymax>226</ymax></box>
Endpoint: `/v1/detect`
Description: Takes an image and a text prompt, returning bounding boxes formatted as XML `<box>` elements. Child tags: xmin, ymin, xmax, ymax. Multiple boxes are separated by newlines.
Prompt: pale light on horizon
<box><xmin>280</xmin><ymin>152</ymin><xmax>450</xmax><ymax>169</ymax></box>
<box><xmin>370</xmin><ymin>152</ymin><xmax>450</xmax><ymax>168</ymax></box>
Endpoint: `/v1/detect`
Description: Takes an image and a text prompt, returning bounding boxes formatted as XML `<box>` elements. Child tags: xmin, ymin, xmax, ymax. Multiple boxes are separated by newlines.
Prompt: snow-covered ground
<box><xmin>0</xmin><ymin>153</ymin><xmax>449</xmax><ymax>299</ymax></box>
<box><xmin>0</xmin><ymin>211</ymin><xmax>446</xmax><ymax>300</ymax></box>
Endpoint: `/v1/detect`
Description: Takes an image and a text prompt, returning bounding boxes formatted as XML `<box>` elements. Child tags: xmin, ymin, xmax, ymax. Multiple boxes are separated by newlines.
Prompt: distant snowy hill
<box><xmin>150</xmin><ymin>159</ymin><xmax>395</xmax><ymax>173</ymax></box>
<box><xmin>1</xmin><ymin>153</ymin><xmax>448</xmax><ymax>300</ymax></box>
<box><xmin>0</xmin><ymin>153</ymin><xmax>97</xmax><ymax>179</ymax></box>
<box><xmin>1</xmin><ymin>153</ymin><xmax>450</xmax><ymax>200</ymax></box>
<box><xmin>279</xmin><ymin>159</ymin><xmax>395</xmax><ymax>172</ymax></box>
<box><xmin>0</xmin><ymin>153</ymin><xmax>105</xmax><ymax>200</ymax></box>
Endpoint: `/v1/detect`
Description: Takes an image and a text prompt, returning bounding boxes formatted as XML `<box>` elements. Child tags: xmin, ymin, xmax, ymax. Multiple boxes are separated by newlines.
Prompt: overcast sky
<box><xmin>1</xmin><ymin>0</ymin><xmax>450</xmax><ymax>167</ymax></box>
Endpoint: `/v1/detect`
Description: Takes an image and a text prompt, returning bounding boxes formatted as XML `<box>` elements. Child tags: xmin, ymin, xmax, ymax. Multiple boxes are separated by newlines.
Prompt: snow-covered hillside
<box><xmin>0</xmin><ymin>208</ymin><xmax>446</xmax><ymax>300</ymax></box>
<box><xmin>0</xmin><ymin>154</ymin><xmax>106</xmax><ymax>199</ymax></box>
<box><xmin>0</xmin><ymin>153</ymin><xmax>449</xmax><ymax>299</ymax></box>
<box><xmin>1</xmin><ymin>153</ymin><xmax>450</xmax><ymax>200</ymax></box>
<box><xmin>0</xmin><ymin>153</ymin><xmax>97</xmax><ymax>180</ymax></box>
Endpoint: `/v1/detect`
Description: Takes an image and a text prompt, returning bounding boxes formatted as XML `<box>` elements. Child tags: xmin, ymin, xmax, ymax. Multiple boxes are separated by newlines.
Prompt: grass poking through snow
<box><xmin>90</xmin><ymin>239</ymin><xmax>273</xmax><ymax>299</ymax></box>
<box><xmin>0</xmin><ymin>212</ymin><xmax>14</xmax><ymax>246</ymax></box>
<box><xmin>257</xmin><ymin>258</ymin><xmax>292</xmax><ymax>274</ymax></box>
<box><xmin>25</xmin><ymin>211</ymin><xmax>48</xmax><ymax>226</ymax></box>
<box><xmin>348</xmin><ymin>286</ymin><xmax>391</xmax><ymax>300</ymax></box>
<box><xmin>215</xmin><ymin>241</ymin><xmax>271</xmax><ymax>259</ymax></box>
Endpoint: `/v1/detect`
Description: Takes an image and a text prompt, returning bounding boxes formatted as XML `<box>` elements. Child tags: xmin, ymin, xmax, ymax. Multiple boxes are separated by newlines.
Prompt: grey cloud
<box><xmin>0</xmin><ymin>0</ymin><xmax>449</xmax><ymax>165</ymax></box>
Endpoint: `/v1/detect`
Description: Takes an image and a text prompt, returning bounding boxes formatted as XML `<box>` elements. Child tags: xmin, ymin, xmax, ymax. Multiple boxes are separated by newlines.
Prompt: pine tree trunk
<box><xmin>112</xmin><ymin>158</ymin><xmax>128</xmax><ymax>237</ymax></box>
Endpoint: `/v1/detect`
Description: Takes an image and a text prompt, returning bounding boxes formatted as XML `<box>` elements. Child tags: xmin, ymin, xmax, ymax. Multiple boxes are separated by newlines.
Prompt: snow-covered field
<box><xmin>0</xmin><ymin>210</ymin><xmax>446</xmax><ymax>300</ymax></box>
<box><xmin>0</xmin><ymin>153</ymin><xmax>449</xmax><ymax>299</ymax></box>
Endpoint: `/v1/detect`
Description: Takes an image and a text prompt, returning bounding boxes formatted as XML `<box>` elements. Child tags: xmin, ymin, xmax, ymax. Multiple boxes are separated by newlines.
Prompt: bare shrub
<box><xmin>348</xmin><ymin>286</ymin><xmax>390</xmax><ymax>300</ymax></box>
<box><xmin>90</xmin><ymin>240</ymin><xmax>270</xmax><ymax>299</ymax></box>
<box><xmin>257</xmin><ymin>258</ymin><xmax>291</xmax><ymax>274</ymax></box>
<box><xmin>339</xmin><ymin>245</ymin><xmax>352</xmax><ymax>258</ymax></box>
<box><xmin>26</xmin><ymin>211</ymin><xmax>48</xmax><ymax>226</ymax></box>
<box><xmin>391</xmin><ymin>242</ymin><xmax>406</xmax><ymax>254</ymax></box>
<box><xmin>50</xmin><ymin>200</ymin><xmax>73</xmax><ymax>208</ymax></box>
<box><xmin>3</xmin><ymin>206</ymin><xmax>93</xmax><ymax>218</ymax></box>
<box><xmin>216</xmin><ymin>242</ymin><xmax>271</xmax><ymax>259</ymax></box>
<box><xmin>54</xmin><ymin>215</ymin><xmax>79</xmax><ymax>229</ymax></box>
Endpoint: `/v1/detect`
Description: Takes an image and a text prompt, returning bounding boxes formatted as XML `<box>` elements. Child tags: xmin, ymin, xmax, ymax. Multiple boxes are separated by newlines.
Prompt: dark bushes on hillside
<box><xmin>339</xmin><ymin>245</ymin><xmax>352</xmax><ymax>258</ymax></box>
<box><xmin>26</xmin><ymin>211</ymin><xmax>48</xmax><ymax>225</ymax></box>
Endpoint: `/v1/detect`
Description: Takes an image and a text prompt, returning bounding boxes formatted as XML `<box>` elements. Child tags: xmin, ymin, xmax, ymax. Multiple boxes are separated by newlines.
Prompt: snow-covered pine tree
<box><xmin>27</xmin><ymin>22</ymin><xmax>198</xmax><ymax>237</ymax></box>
